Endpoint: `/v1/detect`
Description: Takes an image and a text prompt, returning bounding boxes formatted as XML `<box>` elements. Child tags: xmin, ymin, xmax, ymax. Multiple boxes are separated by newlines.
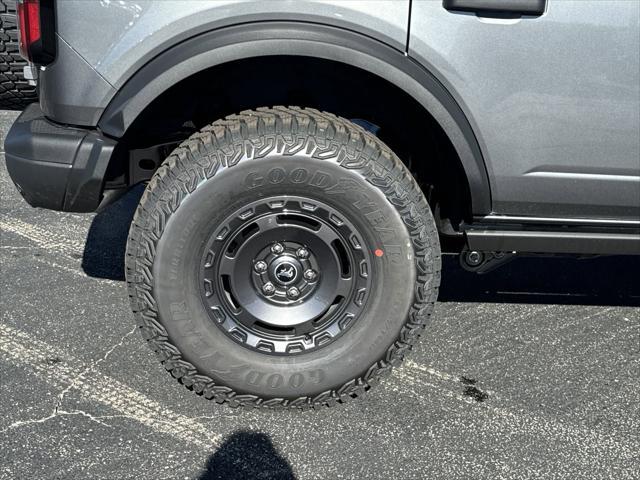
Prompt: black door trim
<box><xmin>443</xmin><ymin>0</ymin><xmax>546</xmax><ymax>16</ymax></box>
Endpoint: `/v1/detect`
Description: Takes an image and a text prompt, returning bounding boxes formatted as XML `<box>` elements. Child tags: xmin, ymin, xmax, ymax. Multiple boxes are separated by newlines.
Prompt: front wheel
<box><xmin>126</xmin><ymin>107</ymin><xmax>441</xmax><ymax>408</ymax></box>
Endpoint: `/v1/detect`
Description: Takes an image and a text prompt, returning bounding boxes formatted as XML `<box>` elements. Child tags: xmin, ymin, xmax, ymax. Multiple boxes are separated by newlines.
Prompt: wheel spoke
<box><xmin>218</xmin><ymin>255</ymin><xmax>235</xmax><ymax>276</ymax></box>
<box><xmin>293</xmin><ymin>321</ymin><xmax>316</xmax><ymax>337</ymax></box>
<box><xmin>254</xmin><ymin>215</ymin><xmax>277</xmax><ymax>233</ymax></box>
<box><xmin>231</xmin><ymin>309</ymin><xmax>257</xmax><ymax>329</ymax></box>
<box><xmin>335</xmin><ymin>277</ymin><xmax>354</xmax><ymax>297</ymax></box>
<box><xmin>315</xmin><ymin>224</ymin><xmax>340</xmax><ymax>244</ymax></box>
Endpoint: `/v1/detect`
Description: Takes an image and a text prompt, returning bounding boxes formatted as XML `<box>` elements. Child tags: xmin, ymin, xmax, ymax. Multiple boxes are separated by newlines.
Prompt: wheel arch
<box><xmin>98</xmin><ymin>22</ymin><xmax>491</xmax><ymax>215</ymax></box>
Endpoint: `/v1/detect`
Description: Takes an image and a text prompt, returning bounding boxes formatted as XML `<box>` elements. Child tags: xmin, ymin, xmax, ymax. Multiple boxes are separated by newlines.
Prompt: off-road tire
<box><xmin>126</xmin><ymin>107</ymin><xmax>441</xmax><ymax>408</ymax></box>
<box><xmin>0</xmin><ymin>0</ymin><xmax>38</xmax><ymax>110</ymax></box>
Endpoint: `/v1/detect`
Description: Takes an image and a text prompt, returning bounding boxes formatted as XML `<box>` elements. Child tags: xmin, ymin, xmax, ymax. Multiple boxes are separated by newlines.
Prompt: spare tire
<box><xmin>0</xmin><ymin>0</ymin><xmax>38</xmax><ymax>110</ymax></box>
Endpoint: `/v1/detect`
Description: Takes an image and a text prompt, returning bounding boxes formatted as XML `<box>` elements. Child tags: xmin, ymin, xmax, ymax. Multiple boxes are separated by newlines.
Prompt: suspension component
<box><xmin>460</xmin><ymin>250</ymin><xmax>517</xmax><ymax>274</ymax></box>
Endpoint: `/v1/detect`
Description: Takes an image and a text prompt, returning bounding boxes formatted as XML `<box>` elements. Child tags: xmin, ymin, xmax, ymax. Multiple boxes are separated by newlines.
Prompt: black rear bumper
<box><xmin>4</xmin><ymin>104</ymin><xmax>117</xmax><ymax>212</ymax></box>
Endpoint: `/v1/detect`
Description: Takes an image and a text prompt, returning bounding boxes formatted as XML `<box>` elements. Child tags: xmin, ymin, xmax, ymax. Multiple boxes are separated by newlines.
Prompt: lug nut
<box><xmin>254</xmin><ymin>261</ymin><xmax>268</xmax><ymax>273</ymax></box>
<box><xmin>262</xmin><ymin>283</ymin><xmax>276</xmax><ymax>296</ymax></box>
<box><xmin>303</xmin><ymin>269</ymin><xmax>317</xmax><ymax>281</ymax></box>
<box><xmin>296</xmin><ymin>247</ymin><xmax>309</xmax><ymax>259</ymax></box>
<box><xmin>271</xmin><ymin>243</ymin><xmax>284</xmax><ymax>254</ymax></box>
<box><xmin>287</xmin><ymin>287</ymin><xmax>300</xmax><ymax>299</ymax></box>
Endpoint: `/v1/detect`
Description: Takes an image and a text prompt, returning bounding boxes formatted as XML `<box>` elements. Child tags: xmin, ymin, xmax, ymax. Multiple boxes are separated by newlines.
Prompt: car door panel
<box><xmin>410</xmin><ymin>0</ymin><xmax>640</xmax><ymax>221</ymax></box>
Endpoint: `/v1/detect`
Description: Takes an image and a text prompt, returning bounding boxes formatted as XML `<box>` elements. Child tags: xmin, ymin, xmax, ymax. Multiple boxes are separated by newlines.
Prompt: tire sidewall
<box><xmin>152</xmin><ymin>154</ymin><xmax>417</xmax><ymax>399</ymax></box>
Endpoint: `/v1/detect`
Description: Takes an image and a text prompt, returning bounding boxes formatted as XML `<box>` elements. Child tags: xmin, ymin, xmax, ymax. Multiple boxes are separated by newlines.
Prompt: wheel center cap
<box><xmin>269</xmin><ymin>256</ymin><xmax>302</xmax><ymax>286</ymax></box>
<box><xmin>275</xmin><ymin>263</ymin><xmax>297</xmax><ymax>283</ymax></box>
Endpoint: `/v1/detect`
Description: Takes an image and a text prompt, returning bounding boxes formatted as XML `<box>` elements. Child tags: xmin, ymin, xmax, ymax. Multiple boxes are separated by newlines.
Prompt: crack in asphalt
<box><xmin>3</xmin><ymin>409</ymin><xmax>114</xmax><ymax>431</ymax></box>
<box><xmin>53</xmin><ymin>326</ymin><xmax>138</xmax><ymax>415</ymax></box>
<box><xmin>1</xmin><ymin>326</ymin><xmax>138</xmax><ymax>434</ymax></box>
<box><xmin>0</xmin><ymin>322</ymin><xmax>225</xmax><ymax>450</ymax></box>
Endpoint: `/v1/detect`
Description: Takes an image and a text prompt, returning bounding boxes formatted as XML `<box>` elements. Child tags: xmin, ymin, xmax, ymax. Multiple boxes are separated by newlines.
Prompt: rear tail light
<box><xmin>17</xmin><ymin>0</ymin><xmax>41</xmax><ymax>61</ymax></box>
<box><xmin>17</xmin><ymin>0</ymin><xmax>55</xmax><ymax>65</ymax></box>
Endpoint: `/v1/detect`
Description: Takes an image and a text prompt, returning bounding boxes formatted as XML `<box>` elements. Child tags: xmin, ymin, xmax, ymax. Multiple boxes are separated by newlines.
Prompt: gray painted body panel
<box><xmin>39</xmin><ymin>35</ymin><xmax>115</xmax><ymax>125</ymax></box>
<box><xmin>40</xmin><ymin>0</ymin><xmax>640</xmax><ymax>222</ymax></box>
<box><xmin>55</xmin><ymin>0</ymin><xmax>409</xmax><ymax>87</ymax></box>
<box><xmin>410</xmin><ymin>0</ymin><xmax>640</xmax><ymax>220</ymax></box>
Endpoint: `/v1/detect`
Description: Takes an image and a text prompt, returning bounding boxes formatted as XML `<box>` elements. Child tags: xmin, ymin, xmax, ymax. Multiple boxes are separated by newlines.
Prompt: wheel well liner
<box><xmin>98</xmin><ymin>22</ymin><xmax>491</xmax><ymax>214</ymax></box>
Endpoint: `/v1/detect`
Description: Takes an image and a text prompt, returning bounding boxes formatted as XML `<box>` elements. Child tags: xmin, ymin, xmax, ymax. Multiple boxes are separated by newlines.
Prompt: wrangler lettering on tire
<box><xmin>126</xmin><ymin>107</ymin><xmax>441</xmax><ymax>408</ymax></box>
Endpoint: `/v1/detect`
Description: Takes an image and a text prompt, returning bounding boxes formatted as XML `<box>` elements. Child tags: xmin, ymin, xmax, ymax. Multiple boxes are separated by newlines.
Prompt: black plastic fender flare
<box><xmin>98</xmin><ymin>22</ymin><xmax>492</xmax><ymax>214</ymax></box>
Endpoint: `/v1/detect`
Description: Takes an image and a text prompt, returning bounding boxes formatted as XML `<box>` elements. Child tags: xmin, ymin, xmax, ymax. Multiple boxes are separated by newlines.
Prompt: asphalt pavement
<box><xmin>1</xmin><ymin>109</ymin><xmax>639</xmax><ymax>480</ymax></box>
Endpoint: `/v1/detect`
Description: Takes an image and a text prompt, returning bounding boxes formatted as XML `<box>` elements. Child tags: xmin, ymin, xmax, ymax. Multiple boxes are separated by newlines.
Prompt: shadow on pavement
<box><xmin>439</xmin><ymin>254</ymin><xmax>640</xmax><ymax>307</ymax></box>
<box><xmin>198</xmin><ymin>431</ymin><xmax>296</xmax><ymax>480</ymax></box>
<box><xmin>82</xmin><ymin>185</ymin><xmax>144</xmax><ymax>281</ymax></box>
<box><xmin>81</xmin><ymin>189</ymin><xmax>640</xmax><ymax>307</ymax></box>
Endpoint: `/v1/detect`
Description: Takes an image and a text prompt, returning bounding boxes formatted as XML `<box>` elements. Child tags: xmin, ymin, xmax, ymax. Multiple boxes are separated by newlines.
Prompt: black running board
<box><xmin>465</xmin><ymin>230</ymin><xmax>640</xmax><ymax>255</ymax></box>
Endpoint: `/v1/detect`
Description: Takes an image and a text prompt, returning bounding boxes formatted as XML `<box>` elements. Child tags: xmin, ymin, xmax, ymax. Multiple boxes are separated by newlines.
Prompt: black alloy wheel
<box><xmin>200</xmin><ymin>196</ymin><xmax>371</xmax><ymax>355</ymax></box>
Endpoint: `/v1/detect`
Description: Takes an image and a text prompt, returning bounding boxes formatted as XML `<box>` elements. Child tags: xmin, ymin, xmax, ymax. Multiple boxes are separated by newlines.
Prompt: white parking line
<box><xmin>0</xmin><ymin>322</ymin><xmax>222</xmax><ymax>450</ymax></box>
<box><xmin>1</xmin><ymin>218</ymin><xmax>121</xmax><ymax>284</ymax></box>
<box><xmin>404</xmin><ymin>359</ymin><xmax>460</xmax><ymax>383</ymax></box>
<box><xmin>0</xmin><ymin>218</ymin><xmax>86</xmax><ymax>255</ymax></box>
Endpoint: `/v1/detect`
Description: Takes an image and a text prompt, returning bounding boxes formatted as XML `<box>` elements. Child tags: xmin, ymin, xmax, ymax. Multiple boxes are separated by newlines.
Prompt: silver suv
<box><xmin>3</xmin><ymin>0</ymin><xmax>639</xmax><ymax>408</ymax></box>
